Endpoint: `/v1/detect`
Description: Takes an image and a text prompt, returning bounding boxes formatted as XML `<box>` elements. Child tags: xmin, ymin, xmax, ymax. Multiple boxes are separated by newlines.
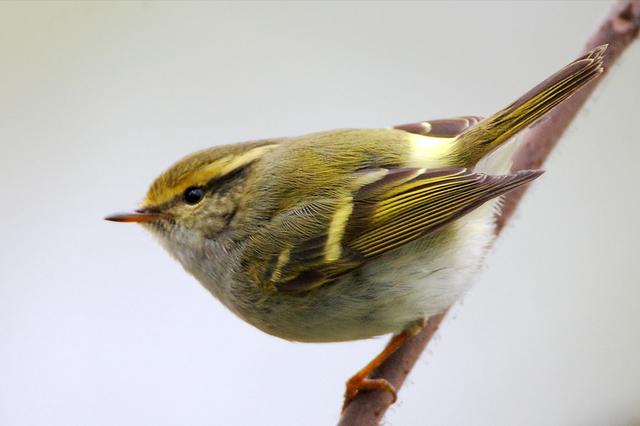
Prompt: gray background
<box><xmin>1</xmin><ymin>2</ymin><xmax>639</xmax><ymax>425</ymax></box>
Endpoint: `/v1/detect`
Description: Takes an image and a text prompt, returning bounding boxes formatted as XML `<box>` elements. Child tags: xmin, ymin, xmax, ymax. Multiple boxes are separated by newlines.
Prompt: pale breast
<box><xmin>217</xmin><ymin>198</ymin><xmax>499</xmax><ymax>343</ymax></box>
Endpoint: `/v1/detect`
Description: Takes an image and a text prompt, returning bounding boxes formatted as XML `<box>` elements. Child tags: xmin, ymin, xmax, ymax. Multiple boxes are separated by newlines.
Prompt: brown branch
<box><xmin>338</xmin><ymin>2</ymin><xmax>640</xmax><ymax>425</ymax></box>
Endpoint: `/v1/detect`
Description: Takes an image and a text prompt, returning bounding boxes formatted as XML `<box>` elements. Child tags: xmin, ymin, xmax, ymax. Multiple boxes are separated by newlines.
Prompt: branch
<box><xmin>338</xmin><ymin>2</ymin><xmax>640</xmax><ymax>425</ymax></box>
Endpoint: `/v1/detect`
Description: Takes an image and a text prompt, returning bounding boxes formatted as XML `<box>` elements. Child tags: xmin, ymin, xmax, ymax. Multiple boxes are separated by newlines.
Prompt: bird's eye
<box><xmin>183</xmin><ymin>187</ymin><xmax>204</xmax><ymax>205</ymax></box>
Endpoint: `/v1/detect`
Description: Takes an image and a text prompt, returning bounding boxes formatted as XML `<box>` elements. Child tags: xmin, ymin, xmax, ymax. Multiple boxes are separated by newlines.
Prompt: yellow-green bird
<box><xmin>107</xmin><ymin>46</ymin><xmax>606</xmax><ymax>408</ymax></box>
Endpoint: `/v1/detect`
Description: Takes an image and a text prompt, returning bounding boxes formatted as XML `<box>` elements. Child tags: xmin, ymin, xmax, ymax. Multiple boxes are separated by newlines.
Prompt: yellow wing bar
<box><xmin>348</xmin><ymin>168</ymin><xmax>543</xmax><ymax>257</ymax></box>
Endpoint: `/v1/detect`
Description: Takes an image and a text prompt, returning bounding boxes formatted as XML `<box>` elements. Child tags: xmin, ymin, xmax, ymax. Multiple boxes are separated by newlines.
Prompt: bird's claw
<box><xmin>342</xmin><ymin>377</ymin><xmax>397</xmax><ymax>413</ymax></box>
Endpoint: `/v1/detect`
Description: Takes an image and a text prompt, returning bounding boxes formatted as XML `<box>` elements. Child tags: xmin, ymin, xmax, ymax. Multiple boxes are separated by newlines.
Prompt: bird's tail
<box><xmin>454</xmin><ymin>45</ymin><xmax>606</xmax><ymax>165</ymax></box>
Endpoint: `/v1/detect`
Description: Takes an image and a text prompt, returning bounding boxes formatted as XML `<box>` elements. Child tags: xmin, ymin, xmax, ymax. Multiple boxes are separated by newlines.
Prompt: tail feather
<box><xmin>454</xmin><ymin>45</ymin><xmax>606</xmax><ymax>165</ymax></box>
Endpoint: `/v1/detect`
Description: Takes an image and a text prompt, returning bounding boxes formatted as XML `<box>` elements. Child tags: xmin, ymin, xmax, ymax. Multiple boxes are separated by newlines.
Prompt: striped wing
<box><xmin>245</xmin><ymin>167</ymin><xmax>542</xmax><ymax>293</ymax></box>
<box><xmin>394</xmin><ymin>116</ymin><xmax>483</xmax><ymax>138</ymax></box>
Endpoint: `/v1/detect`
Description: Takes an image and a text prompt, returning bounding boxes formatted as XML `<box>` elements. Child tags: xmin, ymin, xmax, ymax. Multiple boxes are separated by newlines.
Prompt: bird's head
<box><xmin>106</xmin><ymin>141</ymin><xmax>278</xmax><ymax>251</ymax></box>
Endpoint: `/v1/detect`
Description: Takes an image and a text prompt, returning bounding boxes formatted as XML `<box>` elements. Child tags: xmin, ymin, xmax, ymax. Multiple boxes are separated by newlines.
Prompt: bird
<box><xmin>106</xmin><ymin>45</ymin><xmax>606</xmax><ymax>410</ymax></box>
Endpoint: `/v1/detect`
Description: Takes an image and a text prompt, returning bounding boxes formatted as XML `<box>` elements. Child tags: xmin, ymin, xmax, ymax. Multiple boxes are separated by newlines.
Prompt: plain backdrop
<box><xmin>1</xmin><ymin>2</ymin><xmax>639</xmax><ymax>425</ymax></box>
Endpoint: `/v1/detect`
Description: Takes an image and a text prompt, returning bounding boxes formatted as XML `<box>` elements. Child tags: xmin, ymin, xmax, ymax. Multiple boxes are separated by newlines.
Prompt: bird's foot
<box><xmin>342</xmin><ymin>376</ymin><xmax>397</xmax><ymax>412</ymax></box>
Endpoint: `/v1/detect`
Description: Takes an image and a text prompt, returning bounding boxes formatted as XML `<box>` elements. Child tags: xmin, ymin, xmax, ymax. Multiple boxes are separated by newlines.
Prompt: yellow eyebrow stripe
<box><xmin>143</xmin><ymin>145</ymin><xmax>277</xmax><ymax>207</ymax></box>
<box><xmin>214</xmin><ymin>144</ymin><xmax>277</xmax><ymax>176</ymax></box>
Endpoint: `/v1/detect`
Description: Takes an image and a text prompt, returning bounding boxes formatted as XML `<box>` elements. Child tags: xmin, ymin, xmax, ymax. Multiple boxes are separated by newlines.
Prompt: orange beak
<box><xmin>104</xmin><ymin>209</ymin><xmax>166</xmax><ymax>223</ymax></box>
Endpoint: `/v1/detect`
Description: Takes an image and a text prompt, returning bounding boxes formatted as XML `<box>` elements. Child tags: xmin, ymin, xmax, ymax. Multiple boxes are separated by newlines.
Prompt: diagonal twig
<box><xmin>338</xmin><ymin>2</ymin><xmax>640</xmax><ymax>425</ymax></box>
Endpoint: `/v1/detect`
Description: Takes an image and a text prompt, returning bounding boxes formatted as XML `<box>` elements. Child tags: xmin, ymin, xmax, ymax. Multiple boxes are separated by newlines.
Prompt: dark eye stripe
<box><xmin>202</xmin><ymin>165</ymin><xmax>247</xmax><ymax>193</ymax></box>
<box><xmin>149</xmin><ymin>164</ymin><xmax>251</xmax><ymax>211</ymax></box>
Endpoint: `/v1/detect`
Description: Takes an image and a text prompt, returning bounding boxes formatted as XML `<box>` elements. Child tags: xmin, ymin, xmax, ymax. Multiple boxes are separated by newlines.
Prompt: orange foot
<box><xmin>342</xmin><ymin>376</ymin><xmax>397</xmax><ymax>412</ymax></box>
<box><xmin>341</xmin><ymin>329</ymin><xmax>415</xmax><ymax>412</ymax></box>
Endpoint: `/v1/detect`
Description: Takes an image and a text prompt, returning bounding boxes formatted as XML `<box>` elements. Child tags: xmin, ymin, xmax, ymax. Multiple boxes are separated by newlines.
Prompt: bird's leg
<box><xmin>342</xmin><ymin>321</ymin><xmax>424</xmax><ymax>412</ymax></box>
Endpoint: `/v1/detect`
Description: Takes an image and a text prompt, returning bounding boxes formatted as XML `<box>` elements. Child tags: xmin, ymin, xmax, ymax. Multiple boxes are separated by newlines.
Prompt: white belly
<box><xmin>251</xmin><ymin>200</ymin><xmax>498</xmax><ymax>343</ymax></box>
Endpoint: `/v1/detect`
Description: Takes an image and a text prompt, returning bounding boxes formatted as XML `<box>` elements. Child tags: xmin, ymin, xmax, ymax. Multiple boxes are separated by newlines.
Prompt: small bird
<box><xmin>107</xmin><ymin>46</ymin><xmax>605</xmax><ymax>410</ymax></box>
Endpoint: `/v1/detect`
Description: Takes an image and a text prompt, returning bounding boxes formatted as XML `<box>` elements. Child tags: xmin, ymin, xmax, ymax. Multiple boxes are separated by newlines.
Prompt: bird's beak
<box><xmin>104</xmin><ymin>208</ymin><xmax>166</xmax><ymax>223</ymax></box>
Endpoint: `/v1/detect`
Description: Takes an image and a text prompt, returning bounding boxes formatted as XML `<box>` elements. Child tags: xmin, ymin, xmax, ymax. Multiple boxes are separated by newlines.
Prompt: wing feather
<box><xmin>394</xmin><ymin>116</ymin><xmax>483</xmax><ymax>138</ymax></box>
<box><xmin>244</xmin><ymin>167</ymin><xmax>542</xmax><ymax>293</ymax></box>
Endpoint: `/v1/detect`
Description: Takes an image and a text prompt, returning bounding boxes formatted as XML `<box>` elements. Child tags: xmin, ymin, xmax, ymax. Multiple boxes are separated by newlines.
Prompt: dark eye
<box><xmin>183</xmin><ymin>187</ymin><xmax>204</xmax><ymax>205</ymax></box>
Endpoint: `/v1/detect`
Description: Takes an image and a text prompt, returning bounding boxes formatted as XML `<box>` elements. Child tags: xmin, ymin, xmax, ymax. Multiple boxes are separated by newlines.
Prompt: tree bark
<box><xmin>338</xmin><ymin>1</ymin><xmax>640</xmax><ymax>425</ymax></box>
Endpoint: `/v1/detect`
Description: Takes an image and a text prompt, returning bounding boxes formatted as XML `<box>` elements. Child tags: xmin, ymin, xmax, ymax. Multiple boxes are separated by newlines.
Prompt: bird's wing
<box><xmin>242</xmin><ymin>166</ymin><xmax>541</xmax><ymax>293</ymax></box>
<box><xmin>393</xmin><ymin>116</ymin><xmax>483</xmax><ymax>138</ymax></box>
